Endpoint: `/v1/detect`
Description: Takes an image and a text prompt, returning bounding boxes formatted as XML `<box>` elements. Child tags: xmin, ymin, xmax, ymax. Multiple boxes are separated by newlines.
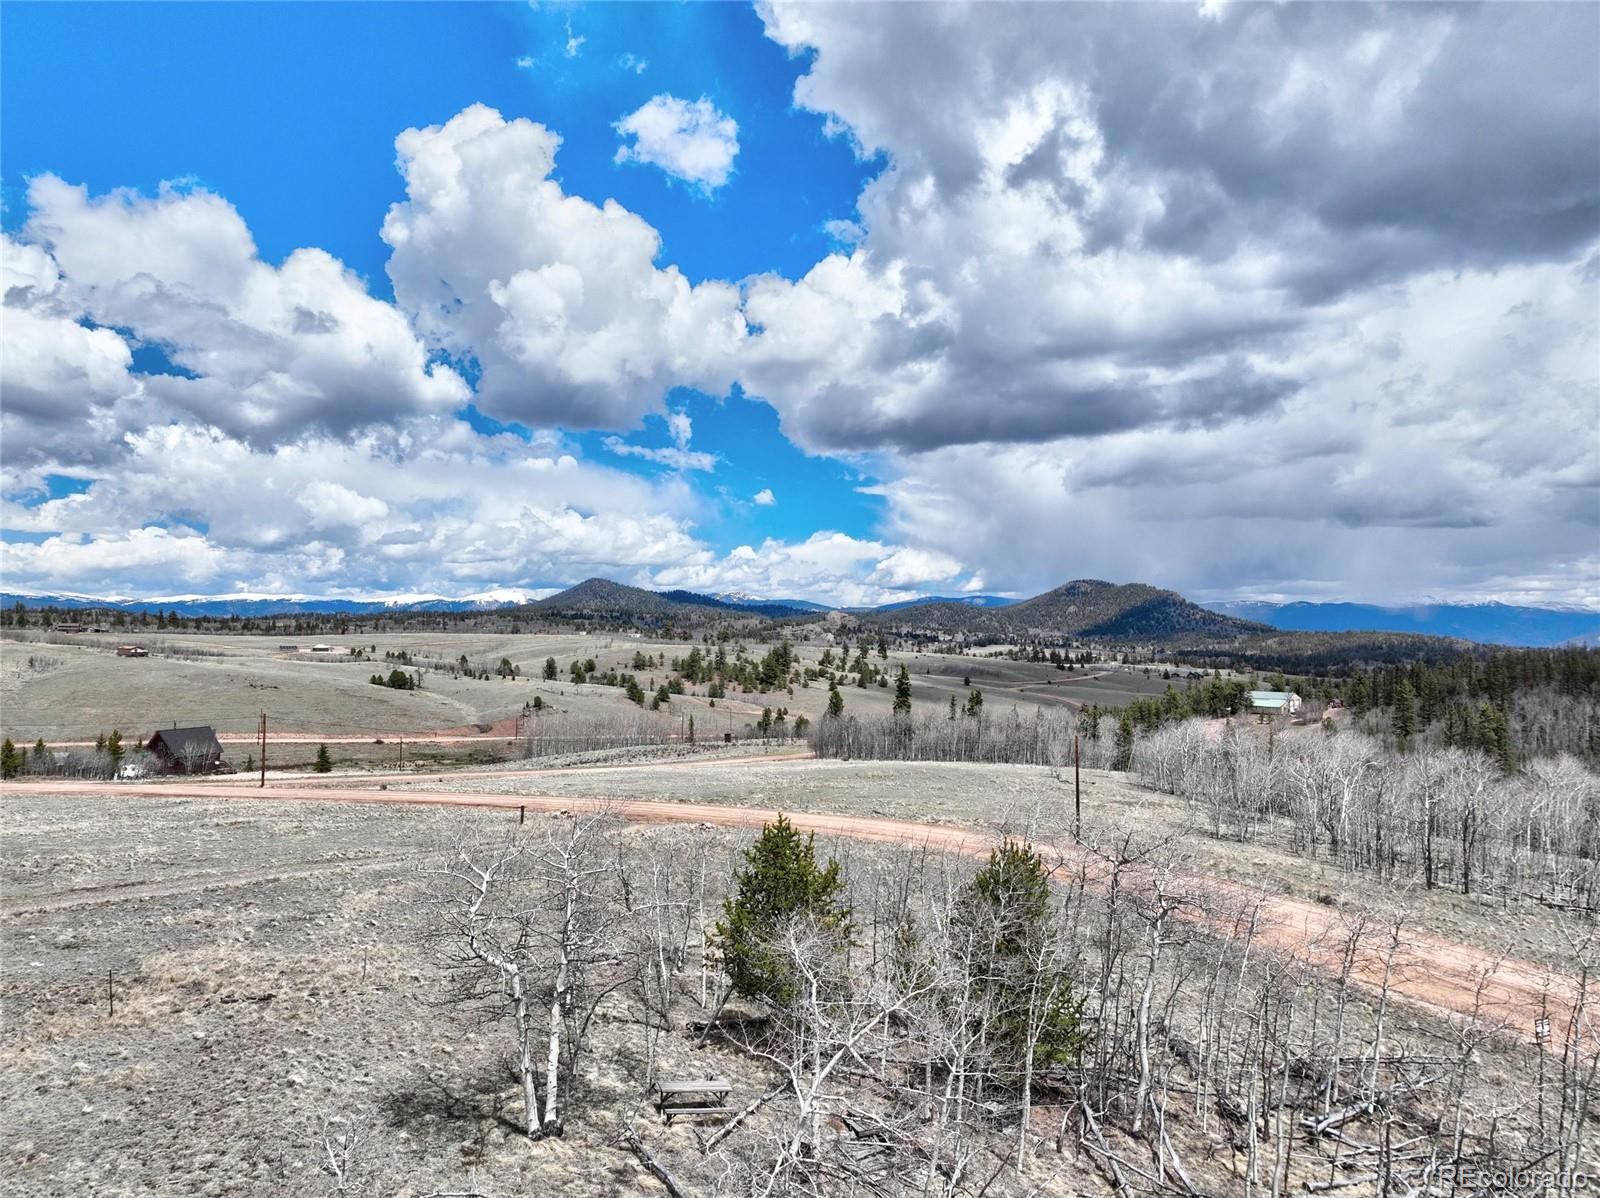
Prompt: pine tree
<box><xmin>1080</xmin><ymin>704</ymin><xmax>1102</xmax><ymax>743</ymax></box>
<box><xmin>1112</xmin><ymin>710</ymin><xmax>1135</xmax><ymax>771</ymax></box>
<box><xmin>893</xmin><ymin>665</ymin><xmax>912</xmax><ymax>715</ymax></box>
<box><xmin>826</xmin><ymin>681</ymin><xmax>845</xmax><ymax>718</ymax></box>
<box><xmin>964</xmin><ymin>688</ymin><xmax>984</xmax><ymax>717</ymax></box>
<box><xmin>1391</xmin><ymin>679</ymin><xmax>1418</xmax><ymax>749</ymax></box>
<box><xmin>313</xmin><ymin>743</ymin><xmax>332</xmax><ymax>773</ymax></box>
<box><xmin>1350</xmin><ymin>674</ymin><xmax>1371</xmax><ymax>717</ymax></box>
<box><xmin>713</xmin><ymin>814</ymin><xmax>851</xmax><ymax>1005</ymax></box>
<box><xmin>543</xmin><ymin>656</ymin><xmax>558</xmax><ymax>680</ymax></box>
<box><xmin>1477</xmin><ymin>703</ymin><xmax>1513</xmax><ymax>772</ymax></box>
<box><xmin>0</xmin><ymin>738</ymin><xmax>20</xmax><ymax>779</ymax></box>
<box><xmin>955</xmin><ymin>841</ymin><xmax>1085</xmax><ymax>1070</ymax></box>
<box><xmin>106</xmin><ymin>730</ymin><xmax>124</xmax><ymax>766</ymax></box>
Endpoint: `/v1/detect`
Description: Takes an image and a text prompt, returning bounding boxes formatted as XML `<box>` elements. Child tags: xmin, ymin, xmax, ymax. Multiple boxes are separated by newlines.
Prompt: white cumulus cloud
<box><xmin>383</xmin><ymin>105</ymin><xmax>747</xmax><ymax>431</ymax></box>
<box><xmin>614</xmin><ymin>94</ymin><xmax>740</xmax><ymax>191</ymax></box>
<box><xmin>10</xmin><ymin>176</ymin><xmax>466</xmax><ymax>456</ymax></box>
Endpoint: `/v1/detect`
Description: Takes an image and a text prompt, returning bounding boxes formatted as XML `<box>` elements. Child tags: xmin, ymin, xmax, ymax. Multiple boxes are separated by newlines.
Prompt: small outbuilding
<box><xmin>116</xmin><ymin>645</ymin><xmax>149</xmax><ymax>658</ymax></box>
<box><xmin>1246</xmin><ymin>690</ymin><xmax>1303</xmax><ymax>717</ymax></box>
<box><xmin>146</xmin><ymin>726</ymin><xmax>225</xmax><ymax>774</ymax></box>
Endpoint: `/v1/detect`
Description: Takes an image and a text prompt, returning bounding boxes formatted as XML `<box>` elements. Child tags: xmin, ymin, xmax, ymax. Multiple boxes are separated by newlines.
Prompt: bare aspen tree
<box><xmin>418</xmin><ymin>810</ymin><xmax>641</xmax><ymax>1139</ymax></box>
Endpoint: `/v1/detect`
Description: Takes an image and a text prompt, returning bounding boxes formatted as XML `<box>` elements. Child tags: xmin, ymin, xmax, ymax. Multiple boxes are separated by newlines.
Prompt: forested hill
<box><xmin>1006</xmin><ymin>580</ymin><xmax>1269</xmax><ymax>639</ymax></box>
<box><xmin>527</xmin><ymin>579</ymin><xmax>816</xmax><ymax>621</ymax></box>
<box><xmin>859</xmin><ymin>580</ymin><xmax>1269</xmax><ymax>641</ymax></box>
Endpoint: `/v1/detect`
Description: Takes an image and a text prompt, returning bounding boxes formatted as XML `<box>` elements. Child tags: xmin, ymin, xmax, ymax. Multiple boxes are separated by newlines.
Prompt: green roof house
<box><xmin>1246</xmin><ymin>690</ymin><xmax>1302</xmax><ymax>716</ymax></box>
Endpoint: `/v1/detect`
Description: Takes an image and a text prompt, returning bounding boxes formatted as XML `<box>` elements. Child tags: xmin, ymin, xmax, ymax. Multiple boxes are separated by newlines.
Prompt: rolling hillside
<box><xmin>527</xmin><ymin>579</ymin><xmax>815</xmax><ymax>622</ymax></box>
<box><xmin>528</xmin><ymin>579</ymin><xmax>725</xmax><ymax>620</ymax></box>
<box><xmin>1006</xmin><ymin>580</ymin><xmax>1268</xmax><ymax>639</ymax></box>
<box><xmin>858</xmin><ymin>579</ymin><xmax>1268</xmax><ymax>642</ymax></box>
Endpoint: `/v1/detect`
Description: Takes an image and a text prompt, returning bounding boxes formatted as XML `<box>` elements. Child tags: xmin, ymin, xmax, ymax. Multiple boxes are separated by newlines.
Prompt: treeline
<box><xmin>1</xmin><ymin>600</ymin><xmax>778</xmax><ymax>639</ymax></box>
<box><xmin>1174</xmin><ymin>630</ymin><xmax>1488</xmax><ymax>673</ymax></box>
<box><xmin>1139</xmin><ymin>719</ymin><xmax>1600</xmax><ymax>909</ymax></box>
<box><xmin>518</xmin><ymin>711</ymin><xmax>683</xmax><ymax>758</ymax></box>
<box><xmin>1</xmin><ymin>732</ymin><xmax>138</xmax><ymax>779</ymax></box>
<box><xmin>1321</xmin><ymin>650</ymin><xmax>1600</xmax><ymax>763</ymax></box>
<box><xmin>1108</xmin><ymin>650</ymin><xmax>1599</xmax><ymax>764</ymax></box>
<box><xmin>516</xmin><ymin>709</ymin><xmax>803</xmax><ymax>759</ymax></box>
<box><xmin>811</xmin><ymin>707</ymin><xmax>1126</xmax><ymax>768</ymax></box>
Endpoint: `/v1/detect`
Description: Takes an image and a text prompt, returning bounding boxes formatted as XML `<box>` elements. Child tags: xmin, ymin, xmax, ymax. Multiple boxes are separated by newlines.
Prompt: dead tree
<box><xmin>418</xmin><ymin>810</ymin><xmax>642</xmax><ymax>1139</ymax></box>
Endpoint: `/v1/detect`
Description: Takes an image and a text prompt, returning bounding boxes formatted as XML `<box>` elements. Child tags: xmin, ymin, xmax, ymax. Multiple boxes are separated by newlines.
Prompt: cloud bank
<box><xmin>3</xmin><ymin>3</ymin><xmax>1596</xmax><ymax>607</ymax></box>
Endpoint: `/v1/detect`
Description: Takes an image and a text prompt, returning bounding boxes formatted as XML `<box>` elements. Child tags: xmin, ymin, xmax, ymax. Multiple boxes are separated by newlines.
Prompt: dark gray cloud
<box><xmin>781</xmin><ymin>3</ymin><xmax>1600</xmax><ymax>279</ymax></box>
<box><xmin>743</xmin><ymin>0</ymin><xmax>1599</xmax><ymax>466</ymax></box>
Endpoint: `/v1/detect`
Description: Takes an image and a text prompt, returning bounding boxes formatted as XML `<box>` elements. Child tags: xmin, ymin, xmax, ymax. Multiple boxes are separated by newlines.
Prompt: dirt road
<box><xmin>197</xmin><ymin>749</ymin><xmax>816</xmax><ymax>787</ymax></box>
<box><xmin>4</xmin><ymin>770</ymin><xmax>1581</xmax><ymax>1049</ymax></box>
<box><xmin>0</xmin><ymin>854</ymin><xmax>405</xmax><ymax>916</ymax></box>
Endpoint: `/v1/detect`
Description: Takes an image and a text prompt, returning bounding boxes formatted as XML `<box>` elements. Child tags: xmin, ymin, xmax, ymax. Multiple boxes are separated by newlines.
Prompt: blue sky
<box><xmin>2</xmin><ymin>2</ymin><xmax>884</xmax><ymax>567</ymax></box>
<box><xmin>2</xmin><ymin>3</ymin><xmax>875</xmax><ymax>284</ymax></box>
<box><xmin>2</xmin><ymin>3</ymin><xmax>1595</xmax><ymax>606</ymax></box>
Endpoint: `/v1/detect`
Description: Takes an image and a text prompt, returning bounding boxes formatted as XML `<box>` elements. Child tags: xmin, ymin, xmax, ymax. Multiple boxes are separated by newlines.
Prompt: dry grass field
<box><xmin>1</xmin><ymin>792</ymin><xmax>744</xmax><ymax>1197</ymax></box>
<box><xmin>0</xmin><ymin>630</ymin><xmax>1191</xmax><ymax>745</ymax></box>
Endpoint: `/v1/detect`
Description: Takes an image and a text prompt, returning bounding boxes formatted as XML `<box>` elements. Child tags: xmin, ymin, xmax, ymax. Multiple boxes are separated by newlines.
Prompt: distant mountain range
<box><xmin>1203</xmin><ymin>600</ymin><xmax>1600</xmax><ymax>649</ymax></box>
<box><xmin>5</xmin><ymin>580</ymin><xmax>1596</xmax><ymax>648</ymax></box>
<box><xmin>0</xmin><ymin>588</ymin><xmax>555</xmax><ymax>618</ymax></box>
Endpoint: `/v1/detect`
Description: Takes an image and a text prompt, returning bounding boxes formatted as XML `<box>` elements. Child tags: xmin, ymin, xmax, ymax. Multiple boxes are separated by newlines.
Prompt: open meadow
<box><xmin>0</xmin><ymin>630</ymin><xmax>1197</xmax><ymax>746</ymax></box>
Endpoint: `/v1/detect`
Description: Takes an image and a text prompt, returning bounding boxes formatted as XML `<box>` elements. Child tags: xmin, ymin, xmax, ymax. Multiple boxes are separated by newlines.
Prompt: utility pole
<box><xmin>1074</xmin><ymin>733</ymin><xmax>1081</xmax><ymax>841</ymax></box>
<box><xmin>399</xmin><ymin>734</ymin><xmax>404</xmax><ymax>770</ymax></box>
<box><xmin>258</xmin><ymin>713</ymin><xmax>267</xmax><ymax>788</ymax></box>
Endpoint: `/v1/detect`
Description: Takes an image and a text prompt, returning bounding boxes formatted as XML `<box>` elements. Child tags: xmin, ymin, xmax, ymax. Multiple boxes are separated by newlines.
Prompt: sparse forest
<box><xmin>403</xmin><ymin>808</ymin><xmax>1598</xmax><ymax>1196</ymax></box>
<box><xmin>1138</xmin><ymin>719</ymin><xmax>1600</xmax><ymax>911</ymax></box>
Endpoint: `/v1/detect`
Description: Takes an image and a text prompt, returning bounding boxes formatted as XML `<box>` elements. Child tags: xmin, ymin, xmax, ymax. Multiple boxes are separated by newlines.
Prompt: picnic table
<box><xmin>655</xmin><ymin>1077</ymin><xmax>733</xmax><ymax>1125</ymax></box>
